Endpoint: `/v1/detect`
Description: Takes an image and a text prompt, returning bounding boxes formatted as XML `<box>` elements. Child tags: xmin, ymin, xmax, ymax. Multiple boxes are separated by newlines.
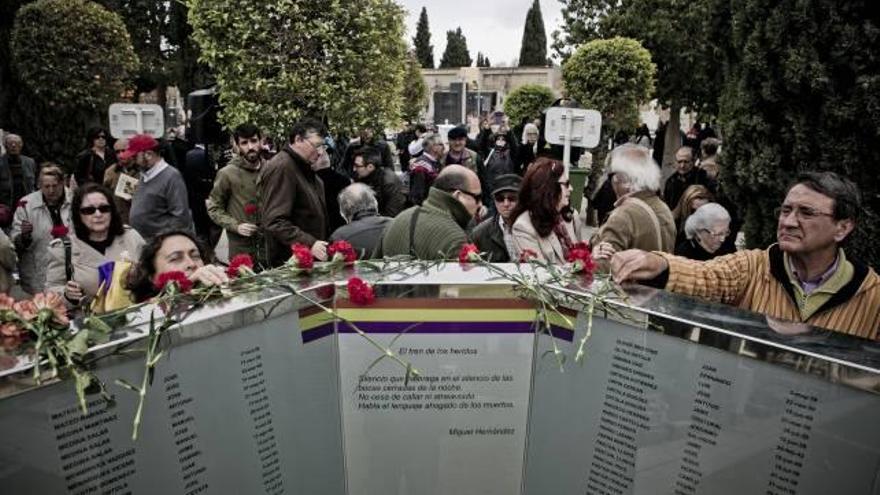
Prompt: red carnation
<box><xmin>244</xmin><ymin>203</ymin><xmax>259</xmax><ymax>216</ymax></box>
<box><xmin>227</xmin><ymin>253</ymin><xmax>255</xmax><ymax>278</ymax></box>
<box><xmin>315</xmin><ymin>284</ymin><xmax>336</xmax><ymax>300</ymax></box>
<box><xmin>50</xmin><ymin>224</ymin><xmax>69</xmax><ymax>238</ymax></box>
<box><xmin>328</xmin><ymin>240</ymin><xmax>357</xmax><ymax>264</ymax></box>
<box><xmin>16</xmin><ymin>199</ymin><xmax>27</xmax><ymax>209</ymax></box>
<box><xmin>290</xmin><ymin>243</ymin><xmax>314</xmax><ymax>270</ymax></box>
<box><xmin>566</xmin><ymin>242</ymin><xmax>595</xmax><ymax>275</ymax></box>
<box><xmin>347</xmin><ymin>277</ymin><xmax>375</xmax><ymax>306</ymax></box>
<box><xmin>153</xmin><ymin>270</ymin><xmax>193</xmax><ymax>293</ymax></box>
<box><xmin>518</xmin><ymin>249</ymin><xmax>538</xmax><ymax>263</ymax></box>
<box><xmin>458</xmin><ymin>243</ymin><xmax>481</xmax><ymax>263</ymax></box>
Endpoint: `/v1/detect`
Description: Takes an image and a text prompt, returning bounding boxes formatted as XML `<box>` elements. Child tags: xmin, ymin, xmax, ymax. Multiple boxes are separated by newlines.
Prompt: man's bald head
<box><xmin>434</xmin><ymin>164</ymin><xmax>482</xmax><ymax>217</ymax></box>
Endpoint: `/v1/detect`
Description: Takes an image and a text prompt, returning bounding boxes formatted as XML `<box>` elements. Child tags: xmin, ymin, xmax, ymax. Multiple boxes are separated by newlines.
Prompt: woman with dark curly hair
<box><xmin>510</xmin><ymin>157</ymin><xmax>582</xmax><ymax>262</ymax></box>
<box><xmin>126</xmin><ymin>229</ymin><xmax>228</xmax><ymax>303</ymax></box>
<box><xmin>46</xmin><ymin>183</ymin><xmax>144</xmax><ymax>306</ymax></box>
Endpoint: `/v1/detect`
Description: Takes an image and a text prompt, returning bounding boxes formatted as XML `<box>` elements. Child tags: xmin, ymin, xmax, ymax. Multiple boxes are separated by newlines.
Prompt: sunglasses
<box><xmin>80</xmin><ymin>205</ymin><xmax>112</xmax><ymax>215</ymax></box>
<box><xmin>494</xmin><ymin>193</ymin><xmax>517</xmax><ymax>203</ymax></box>
<box><xmin>457</xmin><ymin>189</ymin><xmax>483</xmax><ymax>202</ymax></box>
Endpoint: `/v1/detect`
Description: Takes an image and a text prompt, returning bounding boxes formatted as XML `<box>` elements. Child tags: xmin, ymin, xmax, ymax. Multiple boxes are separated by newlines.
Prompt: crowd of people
<box><xmin>0</xmin><ymin>115</ymin><xmax>876</xmax><ymax>340</ymax></box>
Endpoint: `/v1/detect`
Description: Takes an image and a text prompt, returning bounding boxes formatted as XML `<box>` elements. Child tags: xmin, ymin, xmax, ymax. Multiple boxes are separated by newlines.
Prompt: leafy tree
<box><xmin>552</xmin><ymin>0</ymin><xmax>720</xmax><ymax>166</ymax></box>
<box><xmin>561</xmin><ymin>37</ymin><xmax>655</xmax><ymax>132</ymax></box>
<box><xmin>413</xmin><ymin>6</ymin><xmax>434</xmax><ymax>69</ymax></box>
<box><xmin>439</xmin><ymin>27</ymin><xmax>472</xmax><ymax>68</ymax></box>
<box><xmin>401</xmin><ymin>52</ymin><xmax>428</xmax><ymax>122</ymax></box>
<box><xmin>503</xmin><ymin>84</ymin><xmax>555</xmax><ymax>127</ymax></box>
<box><xmin>167</xmin><ymin>1</ymin><xmax>212</xmax><ymax>97</ymax></box>
<box><xmin>476</xmin><ymin>52</ymin><xmax>491</xmax><ymax>68</ymax></box>
<box><xmin>0</xmin><ymin>0</ymin><xmax>30</xmax><ymax>131</ymax></box>
<box><xmin>518</xmin><ymin>0</ymin><xmax>548</xmax><ymax>66</ymax></box>
<box><xmin>717</xmin><ymin>0</ymin><xmax>880</xmax><ymax>267</ymax></box>
<box><xmin>9</xmin><ymin>0</ymin><xmax>138</xmax><ymax>167</ymax></box>
<box><xmin>188</xmin><ymin>0</ymin><xmax>408</xmax><ymax>139</ymax></box>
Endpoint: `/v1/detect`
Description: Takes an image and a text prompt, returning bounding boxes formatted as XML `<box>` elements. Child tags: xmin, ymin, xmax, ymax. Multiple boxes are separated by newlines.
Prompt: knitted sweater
<box><xmin>655</xmin><ymin>245</ymin><xmax>880</xmax><ymax>339</ymax></box>
<box><xmin>129</xmin><ymin>162</ymin><xmax>193</xmax><ymax>240</ymax></box>
<box><xmin>377</xmin><ymin>188</ymin><xmax>471</xmax><ymax>260</ymax></box>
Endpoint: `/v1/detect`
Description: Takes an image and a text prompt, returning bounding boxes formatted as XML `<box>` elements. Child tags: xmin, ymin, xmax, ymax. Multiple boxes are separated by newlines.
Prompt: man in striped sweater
<box><xmin>611</xmin><ymin>171</ymin><xmax>880</xmax><ymax>339</ymax></box>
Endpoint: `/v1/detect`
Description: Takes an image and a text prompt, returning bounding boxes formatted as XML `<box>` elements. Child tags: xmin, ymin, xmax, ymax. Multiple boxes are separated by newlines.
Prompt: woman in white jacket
<box><xmin>10</xmin><ymin>165</ymin><xmax>72</xmax><ymax>294</ymax></box>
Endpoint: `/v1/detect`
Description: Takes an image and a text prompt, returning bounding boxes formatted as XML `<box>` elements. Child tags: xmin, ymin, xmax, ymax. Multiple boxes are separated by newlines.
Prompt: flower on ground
<box><xmin>458</xmin><ymin>243</ymin><xmax>481</xmax><ymax>263</ymax></box>
<box><xmin>518</xmin><ymin>249</ymin><xmax>538</xmax><ymax>263</ymax></box>
<box><xmin>50</xmin><ymin>224</ymin><xmax>69</xmax><ymax>238</ymax></box>
<box><xmin>328</xmin><ymin>240</ymin><xmax>357</xmax><ymax>264</ymax></box>
<box><xmin>566</xmin><ymin>242</ymin><xmax>595</xmax><ymax>275</ymax></box>
<box><xmin>153</xmin><ymin>271</ymin><xmax>193</xmax><ymax>294</ymax></box>
<box><xmin>227</xmin><ymin>254</ymin><xmax>255</xmax><ymax>278</ymax></box>
<box><xmin>244</xmin><ymin>203</ymin><xmax>259</xmax><ymax>216</ymax></box>
<box><xmin>290</xmin><ymin>243</ymin><xmax>314</xmax><ymax>270</ymax></box>
<box><xmin>347</xmin><ymin>277</ymin><xmax>375</xmax><ymax>306</ymax></box>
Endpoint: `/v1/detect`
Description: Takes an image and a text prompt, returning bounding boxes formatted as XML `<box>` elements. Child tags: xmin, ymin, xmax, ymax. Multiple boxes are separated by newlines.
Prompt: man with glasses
<box><xmin>376</xmin><ymin>165</ymin><xmax>481</xmax><ymax>260</ymax></box>
<box><xmin>611</xmin><ymin>171</ymin><xmax>880</xmax><ymax>338</ymax></box>
<box><xmin>472</xmin><ymin>174</ymin><xmax>521</xmax><ymax>261</ymax></box>
<box><xmin>663</xmin><ymin>146</ymin><xmax>714</xmax><ymax>209</ymax></box>
<box><xmin>259</xmin><ymin>119</ymin><xmax>330</xmax><ymax>267</ymax></box>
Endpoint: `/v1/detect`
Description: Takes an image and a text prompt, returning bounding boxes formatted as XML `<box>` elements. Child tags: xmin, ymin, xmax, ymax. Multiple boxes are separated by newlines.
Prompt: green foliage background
<box><xmin>439</xmin><ymin>28</ymin><xmax>472</xmax><ymax>68</ymax></box>
<box><xmin>562</xmin><ymin>37</ymin><xmax>655</xmax><ymax>131</ymax></box>
<box><xmin>503</xmin><ymin>84</ymin><xmax>555</xmax><ymax>126</ymax></box>
<box><xmin>717</xmin><ymin>0</ymin><xmax>880</xmax><ymax>267</ymax></box>
<box><xmin>401</xmin><ymin>53</ymin><xmax>429</xmax><ymax>123</ymax></box>
<box><xmin>413</xmin><ymin>6</ymin><xmax>434</xmax><ymax>69</ymax></box>
<box><xmin>187</xmin><ymin>0</ymin><xmax>408</xmax><ymax>139</ymax></box>
<box><xmin>9</xmin><ymin>0</ymin><xmax>138</xmax><ymax>168</ymax></box>
<box><xmin>518</xmin><ymin>0</ymin><xmax>548</xmax><ymax>67</ymax></box>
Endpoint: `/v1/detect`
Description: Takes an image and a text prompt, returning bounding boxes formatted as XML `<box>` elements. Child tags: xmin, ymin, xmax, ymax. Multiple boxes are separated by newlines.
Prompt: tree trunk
<box><xmin>660</xmin><ymin>104</ymin><xmax>682</xmax><ymax>190</ymax></box>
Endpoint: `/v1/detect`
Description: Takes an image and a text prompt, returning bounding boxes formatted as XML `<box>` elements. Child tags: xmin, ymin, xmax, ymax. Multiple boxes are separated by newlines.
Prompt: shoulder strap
<box><xmin>626</xmin><ymin>197</ymin><xmax>664</xmax><ymax>250</ymax></box>
<box><xmin>62</xmin><ymin>236</ymin><xmax>74</xmax><ymax>281</ymax></box>
<box><xmin>408</xmin><ymin>208</ymin><xmax>422</xmax><ymax>256</ymax></box>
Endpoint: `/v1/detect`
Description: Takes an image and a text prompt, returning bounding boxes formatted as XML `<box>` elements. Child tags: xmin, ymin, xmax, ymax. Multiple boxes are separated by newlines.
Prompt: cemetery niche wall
<box><xmin>0</xmin><ymin>264</ymin><xmax>878</xmax><ymax>495</ymax></box>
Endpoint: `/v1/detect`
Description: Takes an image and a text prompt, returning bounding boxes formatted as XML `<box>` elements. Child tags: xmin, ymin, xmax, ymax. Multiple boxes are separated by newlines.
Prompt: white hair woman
<box><xmin>675</xmin><ymin>202</ymin><xmax>732</xmax><ymax>260</ymax></box>
<box><xmin>592</xmin><ymin>144</ymin><xmax>676</xmax><ymax>261</ymax></box>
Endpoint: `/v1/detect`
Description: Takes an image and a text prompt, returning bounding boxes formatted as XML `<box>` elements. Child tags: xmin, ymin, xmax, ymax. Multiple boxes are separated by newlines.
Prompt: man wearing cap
<box><xmin>472</xmin><ymin>174</ymin><xmax>521</xmax><ymax>262</ymax></box>
<box><xmin>126</xmin><ymin>134</ymin><xmax>193</xmax><ymax>239</ymax></box>
<box><xmin>443</xmin><ymin>126</ymin><xmax>481</xmax><ymax>173</ymax></box>
<box><xmin>102</xmin><ymin>138</ymin><xmax>138</xmax><ymax>225</ymax></box>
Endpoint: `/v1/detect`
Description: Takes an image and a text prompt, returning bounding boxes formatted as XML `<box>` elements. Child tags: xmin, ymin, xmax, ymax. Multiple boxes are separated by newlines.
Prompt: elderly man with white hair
<box><xmin>674</xmin><ymin>202</ymin><xmax>732</xmax><ymax>261</ymax></box>
<box><xmin>330</xmin><ymin>182</ymin><xmax>392</xmax><ymax>259</ymax></box>
<box><xmin>592</xmin><ymin>144</ymin><xmax>676</xmax><ymax>261</ymax></box>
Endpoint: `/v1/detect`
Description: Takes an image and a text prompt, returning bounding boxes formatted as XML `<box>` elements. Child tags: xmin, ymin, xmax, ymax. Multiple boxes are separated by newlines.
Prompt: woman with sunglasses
<box><xmin>74</xmin><ymin>127</ymin><xmax>115</xmax><ymax>185</ymax></box>
<box><xmin>510</xmin><ymin>157</ymin><xmax>583</xmax><ymax>263</ymax></box>
<box><xmin>46</xmin><ymin>183</ymin><xmax>144</xmax><ymax>306</ymax></box>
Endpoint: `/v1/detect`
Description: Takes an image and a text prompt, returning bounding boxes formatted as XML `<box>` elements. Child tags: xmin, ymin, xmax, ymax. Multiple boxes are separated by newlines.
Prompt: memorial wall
<box><xmin>0</xmin><ymin>265</ymin><xmax>877</xmax><ymax>494</ymax></box>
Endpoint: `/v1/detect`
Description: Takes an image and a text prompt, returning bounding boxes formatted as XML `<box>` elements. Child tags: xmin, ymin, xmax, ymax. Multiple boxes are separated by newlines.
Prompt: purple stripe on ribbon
<box><xmin>97</xmin><ymin>261</ymin><xmax>115</xmax><ymax>295</ymax></box>
<box><xmin>302</xmin><ymin>323</ymin><xmax>334</xmax><ymax>344</ymax></box>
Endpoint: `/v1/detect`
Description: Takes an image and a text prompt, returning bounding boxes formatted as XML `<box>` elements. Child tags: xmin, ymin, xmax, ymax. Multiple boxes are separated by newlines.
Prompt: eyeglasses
<box><xmin>353</xmin><ymin>163</ymin><xmax>368</xmax><ymax>169</ymax></box>
<box><xmin>306</xmin><ymin>138</ymin><xmax>328</xmax><ymax>151</ymax></box>
<box><xmin>80</xmin><ymin>205</ymin><xmax>112</xmax><ymax>215</ymax></box>
<box><xmin>699</xmin><ymin>228</ymin><xmax>729</xmax><ymax>239</ymax></box>
<box><xmin>494</xmin><ymin>193</ymin><xmax>517</xmax><ymax>203</ymax></box>
<box><xmin>96</xmin><ymin>135</ymin><xmax>106</xmax><ymax>139</ymax></box>
<box><xmin>775</xmin><ymin>205</ymin><xmax>835</xmax><ymax>221</ymax></box>
<box><xmin>457</xmin><ymin>189</ymin><xmax>482</xmax><ymax>202</ymax></box>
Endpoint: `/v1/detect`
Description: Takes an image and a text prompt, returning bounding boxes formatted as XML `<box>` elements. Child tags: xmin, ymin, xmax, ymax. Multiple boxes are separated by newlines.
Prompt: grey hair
<box><xmin>3</xmin><ymin>133</ymin><xmax>22</xmax><ymax>145</ymax></box>
<box><xmin>421</xmin><ymin>132</ymin><xmax>443</xmax><ymax>150</ymax></box>
<box><xmin>338</xmin><ymin>182</ymin><xmax>379</xmax><ymax>223</ymax></box>
<box><xmin>608</xmin><ymin>143</ymin><xmax>661</xmax><ymax>193</ymax></box>
<box><xmin>684</xmin><ymin>202</ymin><xmax>731</xmax><ymax>239</ymax></box>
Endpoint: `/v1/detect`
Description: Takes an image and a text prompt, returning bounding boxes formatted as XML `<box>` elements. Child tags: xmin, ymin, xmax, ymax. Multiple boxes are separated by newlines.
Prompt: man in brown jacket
<box><xmin>611</xmin><ymin>171</ymin><xmax>880</xmax><ymax>339</ymax></box>
<box><xmin>592</xmin><ymin>144</ymin><xmax>676</xmax><ymax>260</ymax></box>
<box><xmin>259</xmin><ymin>119</ymin><xmax>329</xmax><ymax>267</ymax></box>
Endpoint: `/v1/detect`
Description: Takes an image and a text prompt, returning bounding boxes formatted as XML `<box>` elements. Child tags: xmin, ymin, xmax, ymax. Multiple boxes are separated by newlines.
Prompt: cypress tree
<box><xmin>518</xmin><ymin>0</ymin><xmax>547</xmax><ymax>66</ymax></box>
<box><xmin>413</xmin><ymin>6</ymin><xmax>434</xmax><ymax>69</ymax></box>
<box><xmin>439</xmin><ymin>27</ymin><xmax>472</xmax><ymax>68</ymax></box>
<box><xmin>476</xmin><ymin>52</ymin><xmax>491</xmax><ymax>68</ymax></box>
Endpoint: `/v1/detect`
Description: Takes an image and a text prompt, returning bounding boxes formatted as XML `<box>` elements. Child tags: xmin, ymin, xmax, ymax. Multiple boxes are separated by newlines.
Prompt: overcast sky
<box><xmin>398</xmin><ymin>0</ymin><xmax>564</xmax><ymax>66</ymax></box>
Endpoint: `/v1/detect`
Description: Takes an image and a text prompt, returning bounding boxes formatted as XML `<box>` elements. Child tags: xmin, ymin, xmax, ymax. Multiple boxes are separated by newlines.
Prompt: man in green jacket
<box><xmin>377</xmin><ymin>165</ymin><xmax>481</xmax><ymax>260</ymax></box>
<box><xmin>207</xmin><ymin>123</ymin><xmax>265</xmax><ymax>264</ymax></box>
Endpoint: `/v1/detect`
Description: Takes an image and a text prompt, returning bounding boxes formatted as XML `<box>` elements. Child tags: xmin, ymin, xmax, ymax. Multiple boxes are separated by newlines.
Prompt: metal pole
<box><xmin>562</xmin><ymin>110</ymin><xmax>573</xmax><ymax>168</ymax></box>
<box><xmin>461</xmin><ymin>77</ymin><xmax>467</xmax><ymax>125</ymax></box>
